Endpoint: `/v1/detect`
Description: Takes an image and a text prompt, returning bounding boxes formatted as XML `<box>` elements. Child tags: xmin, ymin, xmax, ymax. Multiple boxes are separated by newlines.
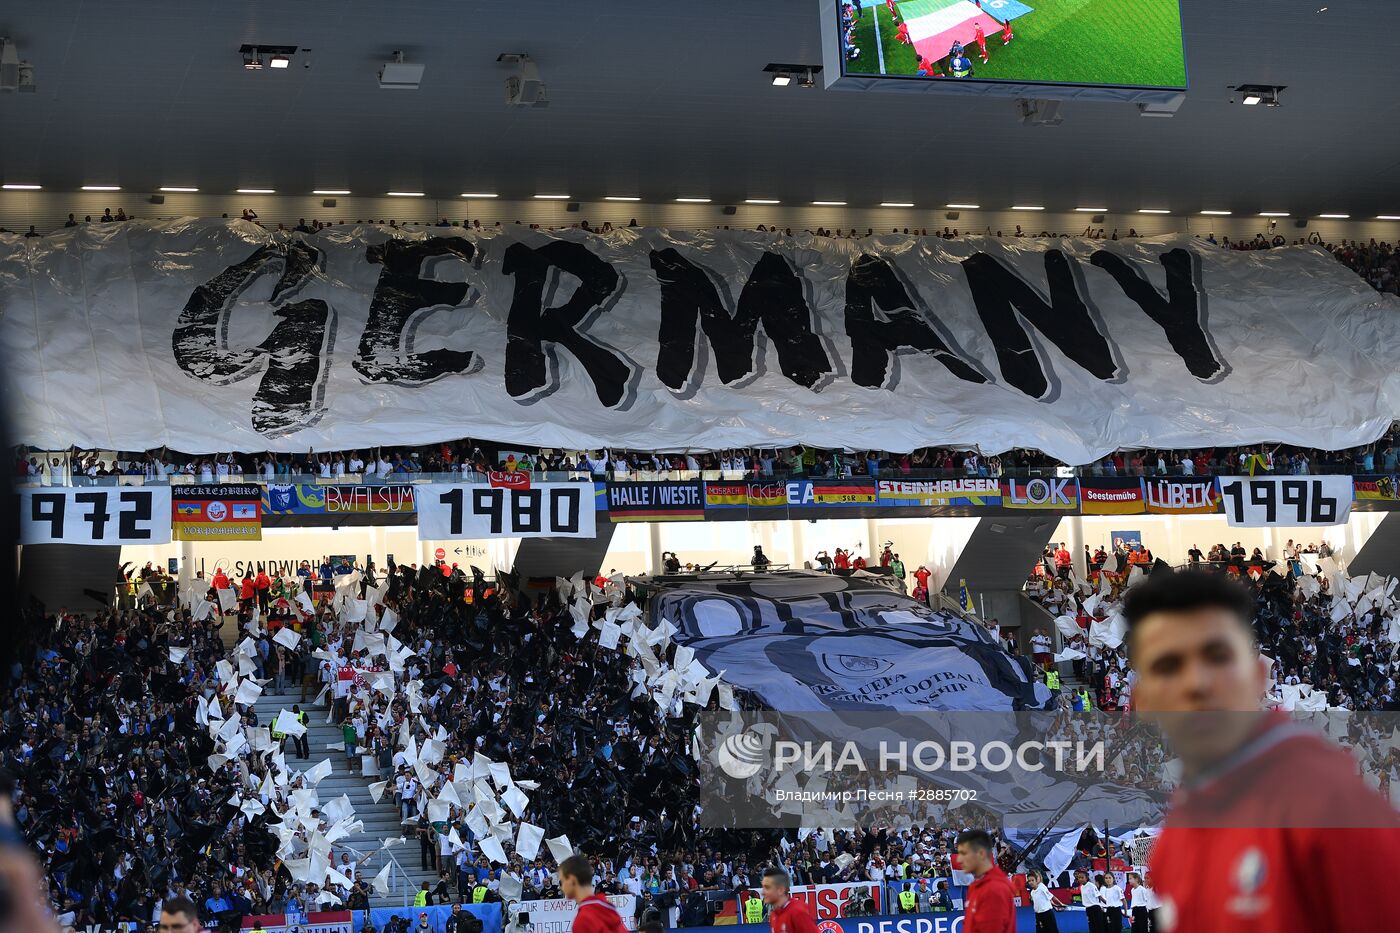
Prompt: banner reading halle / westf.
<box><xmin>173</xmin><ymin>484</ymin><xmax>263</xmax><ymax>540</ymax></box>
<box><xmin>6</xmin><ymin>220</ymin><xmax>1399</xmax><ymax>465</ymax></box>
<box><xmin>604</xmin><ymin>480</ymin><xmax>705</xmax><ymax>521</ymax></box>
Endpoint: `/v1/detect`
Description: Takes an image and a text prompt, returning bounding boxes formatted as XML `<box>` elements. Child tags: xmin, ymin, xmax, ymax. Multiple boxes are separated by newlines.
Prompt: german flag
<box><xmin>705</xmin><ymin>483</ymin><xmax>747</xmax><ymax>507</ymax></box>
<box><xmin>745</xmin><ymin>483</ymin><xmax>787</xmax><ymax>507</ymax></box>
<box><xmin>812</xmin><ymin>483</ymin><xmax>876</xmax><ymax>505</ymax></box>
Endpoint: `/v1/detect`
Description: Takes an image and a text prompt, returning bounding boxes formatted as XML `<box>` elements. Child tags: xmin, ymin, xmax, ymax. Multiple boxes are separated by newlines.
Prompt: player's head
<box><xmin>159</xmin><ymin>897</ymin><xmax>201</xmax><ymax>933</ymax></box>
<box><xmin>760</xmin><ymin>867</ymin><xmax>791</xmax><ymax>906</ymax></box>
<box><xmin>558</xmin><ymin>854</ymin><xmax>593</xmax><ymax>901</ymax></box>
<box><xmin>1123</xmin><ymin>569</ymin><xmax>1262</xmax><ymax>708</ymax></box>
<box><xmin>954</xmin><ymin>829</ymin><xmax>995</xmax><ymax>878</ymax></box>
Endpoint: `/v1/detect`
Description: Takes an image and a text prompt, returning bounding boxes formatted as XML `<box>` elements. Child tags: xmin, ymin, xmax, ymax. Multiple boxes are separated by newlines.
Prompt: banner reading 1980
<box><xmin>416</xmin><ymin>482</ymin><xmax>596</xmax><ymax>539</ymax></box>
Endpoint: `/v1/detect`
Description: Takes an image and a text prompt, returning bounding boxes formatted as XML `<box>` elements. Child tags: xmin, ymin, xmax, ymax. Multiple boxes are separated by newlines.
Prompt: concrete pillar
<box><xmin>1066</xmin><ymin>516</ymin><xmax>1085</xmax><ymax>578</ymax></box>
<box><xmin>648</xmin><ymin>522</ymin><xmax>664</xmax><ymax>575</ymax></box>
<box><xmin>178</xmin><ymin>539</ymin><xmax>196</xmax><ymax>590</ymax></box>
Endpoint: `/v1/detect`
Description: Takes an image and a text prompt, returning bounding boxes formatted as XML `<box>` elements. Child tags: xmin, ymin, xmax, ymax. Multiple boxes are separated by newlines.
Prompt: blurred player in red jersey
<box><xmin>896</xmin><ymin>21</ymin><xmax>910</xmax><ymax>45</ymax></box>
<box><xmin>886</xmin><ymin>0</ymin><xmax>898</xmax><ymax>18</ymax></box>
<box><xmin>560</xmin><ymin>855</ymin><xmax>628</xmax><ymax>933</ymax></box>
<box><xmin>1002</xmin><ymin>19</ymin><xmax>1014</xmax><ymax>44</ymax></box>
<box><xmin>973</xmin><ymin>23</ymin><xmax>989</xmax><ymax>62</ymax></box>
<box><xmin>761</xmin><ymin>868</ymin><xmax>817</xmax><ymax>933</ymax></box>
<box><xmin>1123</xmin><ymin>571</ymin><xmax>1400</xmax><ymax>933</ymax></box>
<box><xmin>956</xmin><ymin>830</ymin><xmax>1015</xmax><ymax>933</ymax></box>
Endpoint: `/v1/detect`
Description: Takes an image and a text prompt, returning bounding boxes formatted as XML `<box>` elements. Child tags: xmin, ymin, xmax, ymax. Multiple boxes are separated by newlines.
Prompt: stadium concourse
<box><xmin>6</xmin><ymin>3</ymin><xmax>1400</xmax><ymax>933</ymax></box>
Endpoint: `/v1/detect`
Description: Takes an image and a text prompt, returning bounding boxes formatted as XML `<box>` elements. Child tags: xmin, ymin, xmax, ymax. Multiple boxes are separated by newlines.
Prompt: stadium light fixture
<box><xmin>269</xmin><ymin>55</ymin><xmax>291</xmax><ymax>69</ymax></box>
<box><xmin>812</xmin><ymin>201</ymin><xmax>847</xmax><ymax>206</ymax></box>
<box><xmin>237</xmin><ymin>188</ymin><xmax>275</xmax><ymax>194</ymax></box>
<box><xmin>1075</xmin><ymin>207</ymin><xmax>1107</xmax><ymax>213</ymax></box>
<box><xmin>81</xmin><ymin>185</ymin><xmax>122</xmax><ymax>191</ymax></box>
<box><xmin>1139</xmin><ymin>209</ymin><xmax>1171</xmax><ymax>214</ymax></box>
<box><xmin>1012</xmin><ymin>205</ymin><xmax>1045</xmax><ymax>211</ymax></box>
<box><xmin>1378</xmin><ymin>215</ymin><xmax>1400</xmax><ymax>221</ymax></box>
<box><xmin>1200</xmin><ymin>210</ymin><xmax>1232</xmax><ymax>216</ymax></box>
<box><xmin>1317</xmin><ymin>214</ymin><xmax>1349</xmax><ymax>219</ymax></box>
<box><xmin>387</xmin><ymin>191</ymin><xmax>425</xmax><ymax>197</ymax></box>
<box><xmin>745</xmin><ymin>199</ymin><xmax>781</xmax><ymax>205</ymax></box>
<box><xmin>1259</xmin><ymin>212</ymin><xmax>1290</xmax><ymax>217</ymax></box>
<box><xmin>1232</xmin><ymin>84</ymin><xmax>1285</xmax><ymax>107</ymax></box>
<box><xmin>533</xmin><ymin>194</ymin><xmax>570</xmax><ymax>199</ymax></box>
<box><xmin>160</xmin><ymin>186</ymin><xmax>199</xmax><ymax>192</ymax></box>
<box><xmin>2</xmin><ymin>183</ymin><xmax>41</xmax><ymax>190</ymax></box>
<box><xmin>881</xmin><ymin>202</ymin><xmax>915</xmax><ymax>208</ymax></box>
<box><xmin>314</xmin><ymin>189</ymin><xmax>351</xmax><ymax>195</ymax></box>
<box><xmin>459</xmin><ymin>193</ymin><xmax>498</xmax><ymax>198</ymax></box>
<box><xmin>675</xmin><ymin>198</ymin><xmax>712</xmax><ymax>203</ymax></box>
<box><xmin>604</xmin><ymin>196</ymin><xmax>641</xmax><ymax>202</ymax></box>
<box><xmin>771</xmin><ymin>73</ymin><xmax>792</xmax><ymax>87</ymax></box>
<box><xmin>947</xmin><ymin>204</ymin><xmax>980</xmax><ymax>210</ymax></box>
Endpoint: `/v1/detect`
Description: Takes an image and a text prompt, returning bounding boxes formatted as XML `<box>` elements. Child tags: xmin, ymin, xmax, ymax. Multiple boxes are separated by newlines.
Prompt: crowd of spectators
<box><xmin>1025</xmin><ymin>549</ymin><xmax>1400</xmax><ymax>714</ymax></box>
<box><xmin>4</xmin><ymin>560</ymin><xmax>1032</xmax><ymax>931</ymax></box>
<box><xmin>3</xmin><ymin>208</ymin><xmax>1396</xmax><ymax>295</ymax></box>
<box><xmin>15</xmin><ymin>426</ymin><xmax>1400</xmax><ymax>487</ymax></box>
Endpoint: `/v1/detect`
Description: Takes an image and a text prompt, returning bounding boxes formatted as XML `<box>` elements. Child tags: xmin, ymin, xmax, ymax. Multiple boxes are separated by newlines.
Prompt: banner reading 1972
<box><xmin>18</xmin><ymin>487</ymin><xmax>172</xmax><ymax>545</ymax></box>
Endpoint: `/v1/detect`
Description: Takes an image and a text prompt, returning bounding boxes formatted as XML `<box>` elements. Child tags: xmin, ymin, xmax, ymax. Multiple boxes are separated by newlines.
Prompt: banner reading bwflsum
<box><xmin>4</xmin><ymin>220</ymin><xmax>1398</xmax><ymax>463</ymax></box>
<box><xmin>19</xmin><ymin>487</ymin><xmax>172</xmax><ymax>545</ymax></box>
<box><xmin>417</xmin><ymin>483</ymin><xmax>596</xmax><ymax>538</ymax></box>
<box><xmin>1218</xmin><ymin>475</ymin><xmax>1354</xmax><ymax>527</ymax></box>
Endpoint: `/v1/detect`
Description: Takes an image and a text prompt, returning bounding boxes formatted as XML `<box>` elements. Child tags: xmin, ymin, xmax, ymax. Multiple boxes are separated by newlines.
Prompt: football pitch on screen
<box><xmin>846</xmin><ymin>0</ymin><xmax>1187</xmax><ymax>88</ymax></box>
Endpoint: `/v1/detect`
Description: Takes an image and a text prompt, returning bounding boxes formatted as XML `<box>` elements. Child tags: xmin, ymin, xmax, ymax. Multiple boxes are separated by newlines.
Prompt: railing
<box><xmin>13</xmin><ymin>462</ymin><xmax>1366</xmax><ymax>488</ymax></box>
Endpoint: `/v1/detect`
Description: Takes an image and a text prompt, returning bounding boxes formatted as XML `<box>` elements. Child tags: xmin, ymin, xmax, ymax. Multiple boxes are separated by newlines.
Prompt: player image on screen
<box><xmin>840</xmin><ymin>0</ymin><xmax>1187</xmax><ymax>89</ymax></box>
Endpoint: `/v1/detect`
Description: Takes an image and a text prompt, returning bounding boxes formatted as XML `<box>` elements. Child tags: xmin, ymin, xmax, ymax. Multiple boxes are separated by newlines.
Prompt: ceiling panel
<box><xmin>1</xmin><ymin>0</ymin><xmax>1396</xmax><ymax>216</ymax></box>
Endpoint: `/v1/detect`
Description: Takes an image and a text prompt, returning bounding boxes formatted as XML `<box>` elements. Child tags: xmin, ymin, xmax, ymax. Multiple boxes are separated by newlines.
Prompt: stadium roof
<box><xmin>1</xmin><ymin>0</ymin><xmax>1396</xmax><ymax>217</ymax></box>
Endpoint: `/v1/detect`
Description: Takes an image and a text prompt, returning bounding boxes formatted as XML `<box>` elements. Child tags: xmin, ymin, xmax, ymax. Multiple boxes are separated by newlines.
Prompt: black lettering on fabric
<box><xmin>355</xmin><ymin>237</ymin><xmax>481</xmax><ymax>384</ymax></box>
<box><xmin>172</xmin><ymin>241</ymin><xmax>335</xmax><ymax>434</ymax></box>
<box><xmin>650</xmin><ymin>248</ymin><xmax>833</xmax><ymax>394</ymax></box>
<box><xmin>843</xmin><ymin>254</ymin><xmax>986</xmax><ymax>390</ymax></box>
<box><xmin>961</xmin><ymin>250</ymin><xmax>1118</xmax><ymax>400</ymax></box>
<box><xmin>502</xmin><ymin>240</ymin><xmax>633</xmax><ymax>407</ymax></box>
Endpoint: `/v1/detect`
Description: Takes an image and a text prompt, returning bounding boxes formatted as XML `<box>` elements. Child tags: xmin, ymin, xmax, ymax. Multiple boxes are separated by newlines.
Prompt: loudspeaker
<box><xmin>148</xmin><ymin>194</ymin><xmax>165</xmax><ymax>205</ymax></box>
<box><xmin>1091</xmin><ymin>214</ymin><xmax>1106</xmax><ymax>224</ymax></box>
<box><xmin>566</xmin><ymin>202</ymin><xmax>580</xmax><ymax>213</ymax></box>
<box><xmin>722</xmin><ymin>205</ymin><xmax>737</xmax><ymax>215</ymax></box>
<box><xmin>1294</xmin><ymin>219</ymin><xmax>1308</xmax><ymax>228</ymax></box>
<box><xmin>322</xmin><ymin>198</ymin><xmax>337</xmax><ymax>208</ymax></box>
<box><xmin>945</xmin><ymin>211</ymin><xmax>960</xmax><ymax>221</ymax></box>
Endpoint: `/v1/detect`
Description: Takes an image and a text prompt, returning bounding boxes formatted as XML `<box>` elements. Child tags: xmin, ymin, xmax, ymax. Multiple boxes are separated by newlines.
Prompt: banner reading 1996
<box><xmin>1218</xmin><ymin>475</ymin><xmax>1354</xmax><ymax>527</ymax></box>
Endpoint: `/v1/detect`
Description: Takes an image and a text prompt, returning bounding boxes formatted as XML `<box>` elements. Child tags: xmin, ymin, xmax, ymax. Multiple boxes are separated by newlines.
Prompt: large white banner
<box><xmin>18</xmin><ymin>486</ymin><xmax>172</xmax><ymax>545</ymax></box>
<box><xmin>3</xmin><ymin>220</ymin><xmax>1398</xmax><ymax>463</ymax></box>
<box><xmin>523</xmin><ymin>895</ymin><xmax>636</xmax><ymax>933</ymax></box>
<box><xmin>1218</xmin><ymin>475</ymin><xmax>1354</xmax><ymax>527</ymax></box>
<box><xmin>416</xmin><ymin>482</ymin><xmax>596</xmax><ymax>539</ymax></box>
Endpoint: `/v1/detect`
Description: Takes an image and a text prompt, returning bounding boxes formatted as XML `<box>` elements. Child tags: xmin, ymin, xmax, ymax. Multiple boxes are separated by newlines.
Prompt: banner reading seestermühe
<box><xmin>3</xmin><ymin>220</ymin><xmax>1397</xmax><ymax>462</ymax></box>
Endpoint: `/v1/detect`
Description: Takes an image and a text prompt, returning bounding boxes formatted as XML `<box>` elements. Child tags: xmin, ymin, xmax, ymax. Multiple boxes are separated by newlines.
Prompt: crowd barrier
<box><xmin>354</xmin><ymin>902</ymin><xmax>501</xmax><ymax>933</ymax></box>
<box><xmin>677</xmin><ymin>909</ymin><xmax>1089</xmax><ymax>933</ymax></box>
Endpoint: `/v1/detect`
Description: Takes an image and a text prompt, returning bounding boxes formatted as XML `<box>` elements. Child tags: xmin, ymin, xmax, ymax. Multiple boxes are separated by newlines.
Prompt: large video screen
<box><xmin>838</xmin><ymin>0</ymin><xmax>1187</xmax><ymax>89</ymax></box>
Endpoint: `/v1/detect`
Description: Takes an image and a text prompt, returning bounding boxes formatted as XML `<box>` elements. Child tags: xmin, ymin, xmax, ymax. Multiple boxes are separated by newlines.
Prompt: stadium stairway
<box><xmin>250</xmin><ymin>689</ymin><xmax>441</xmax><ymax>907</ymax></box>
